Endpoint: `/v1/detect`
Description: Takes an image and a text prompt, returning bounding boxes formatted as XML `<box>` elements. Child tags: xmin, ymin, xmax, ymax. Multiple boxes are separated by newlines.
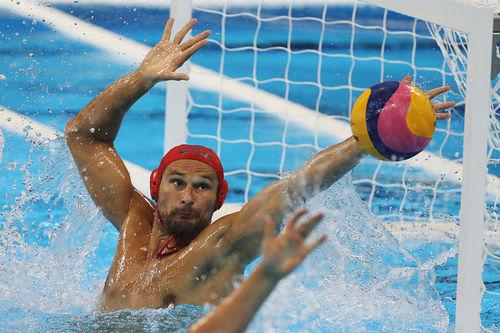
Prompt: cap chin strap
<box><xmin>155</xmin><ymin>208</ymin><xmax>180</xmax><ymax>259</ymax></box>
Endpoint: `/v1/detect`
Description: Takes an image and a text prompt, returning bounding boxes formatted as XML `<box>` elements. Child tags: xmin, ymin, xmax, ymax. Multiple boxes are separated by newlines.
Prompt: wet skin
<box><xmin>100</xmin><ymin>160</ymin><xmax>244</xmax><ymax>311</ymax></box>
<box><xmin>64</xmin><ymin>18</ymin><xmax>455</xmax><ymax>312</ymax></box>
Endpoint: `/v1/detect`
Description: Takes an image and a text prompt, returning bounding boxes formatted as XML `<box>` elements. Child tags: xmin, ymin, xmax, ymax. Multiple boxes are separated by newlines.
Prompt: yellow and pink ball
<box><xmin>351</xmin><ymin>81</ymin><xmax>436</xmax><ymax>161</ymax></box>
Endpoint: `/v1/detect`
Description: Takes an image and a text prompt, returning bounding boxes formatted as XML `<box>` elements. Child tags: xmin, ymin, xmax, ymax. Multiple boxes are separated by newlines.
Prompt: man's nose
<box><xmin>180</xmin><ymin>185</ymin><xmax>194</xmax><ymax>205</ymax></box>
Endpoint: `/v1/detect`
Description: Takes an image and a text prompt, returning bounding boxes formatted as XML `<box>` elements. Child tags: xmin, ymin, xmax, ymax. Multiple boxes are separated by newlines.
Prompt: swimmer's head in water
<box><xmin>150</xmin><ymin>144</ymin><xmax>228</xmax><ymax>210</ymax></box>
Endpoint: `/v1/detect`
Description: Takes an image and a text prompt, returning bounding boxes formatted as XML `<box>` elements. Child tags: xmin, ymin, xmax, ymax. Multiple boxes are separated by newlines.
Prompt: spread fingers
<box><xmin>297</xmin><ymin>212</ymin><xmax>324</xmax><ymax>238</ymax></box>
<box><xmin>427</xmin><ymin>85</ymin><xmax>450</xmax><ymax>99</ymax></box>
<box><xmin>433</xmin><ymin>101</ymin><xmax>455</xmax><ymax>112</ymax></box>
<box><xmin>284</xmin><ymin>208</ymin><xmax>308</xmax><ymax>233</ymax></box>
<box><xmin>402</xmin><ymin>75</ymin><xmax>412</xmax><ymax>85</ymax></box>
<box><xmin>161</xmin><ymin>18</ymin><xmax>174</xmax><ymax>42</ymax></box>
<box><xmin>173</xmin><ymin>18</ymin><xmax>197</xmax><ymax>44</ymax></box>
<box><xmin>305</xmin><ymin>235</ymin><xmax>327</xmax><ymax>255</ymax></box>
<box><xmin>181</xmin><ymin>30</ymin><xmax>211</xmax><ymax>50</ymax></box>
<box><xmin>263</xmin><ymin>216</ymin><xmax>277</xmax><ymax>243</ymax></box>
<box><xmin>175</xmin><ymin>39</ymin><xmax>209</xmax><ymax>65</ymax></box>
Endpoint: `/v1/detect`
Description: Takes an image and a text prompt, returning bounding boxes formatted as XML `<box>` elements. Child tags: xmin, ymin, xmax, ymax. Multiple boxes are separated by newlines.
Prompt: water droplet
<box><xmin>89</xmin><ymin>128</ymin><xmax>95</xmax><ymax>133</ymax></box>
<box><xmin>8</xmin><ymin>162</ymin><xmax>17</xmax><ymax>170</ymax></box>
<box><xmin>0</xmin><ymin>74</ymin><xmax>6</xmax><ymax>80</ymax></box>
<box><xmin>0</xmin><ymin>129</ymin><xmax>3</xmax><ymax>163</ymax></box>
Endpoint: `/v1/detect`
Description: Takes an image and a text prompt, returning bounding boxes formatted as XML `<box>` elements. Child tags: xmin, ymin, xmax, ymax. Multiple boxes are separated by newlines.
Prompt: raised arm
<box><xmin>188</xmin><ymin>210</ymin><xmax>326</xmax><ymax>333</ymax></box>
<box><xmin>224</xmin><ymin>78</ymin><xmax>455</xmax><ymax>262</ymax></box>
<box><xmin>220</xmin><ymin>135</ymin><xmax>362</xmax><ymax>263</ymax></box>
<box><xmin>65</xmin><ymin>18</ymin><xmax>210</xmax><ymax>230</ymax></box>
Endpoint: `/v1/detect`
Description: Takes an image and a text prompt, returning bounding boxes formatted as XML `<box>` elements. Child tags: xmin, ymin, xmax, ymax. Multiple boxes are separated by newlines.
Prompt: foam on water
<box><xmin>2</xmin><ymin>305</ymin><xmax>208</xmax><ymax>333</ymax></box>
<box><xmin>0</xmin><ymin>134</ymin><xmax>210</xmax><ymax>332</ymax></box>
<box><xmin>0</xmin><ymin>136</ymin><xmax>106</xmax><ymax>315</ymax></box>
<box><xmin>0</xmin><ymin>129</ymin><xmax>4</xmax><ymax>164</ymax></box>
<box><xmin>247</xmin><ymin>175</ymin><xmax>449</xmax><ymax>333</ymax></box>
<box><xmin>0</xmin><ymin>133</ymin><xmax>449</xmax><ymax>332</ymax></box>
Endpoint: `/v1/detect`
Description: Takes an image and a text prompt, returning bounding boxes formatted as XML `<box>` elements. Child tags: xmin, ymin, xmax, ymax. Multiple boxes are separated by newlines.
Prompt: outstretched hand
<box><xmin>138</xmin><ymin>18</ymin><xmax>210</xmax><ymax>82</ymax></box>
<box><xmin>402</xmin><ymin>75</ymin><xmax>455</xmax><ymax>120</ymax></box>
<box><xmin>261</xmin><ymin>209</ymin><xmax>327</xmax><ymax>280</ymax></box>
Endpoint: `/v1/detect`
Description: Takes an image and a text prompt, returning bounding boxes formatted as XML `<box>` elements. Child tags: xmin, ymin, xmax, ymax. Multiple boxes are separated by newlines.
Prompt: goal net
<box><xmin>179</xmin><ymin>0</ymin><xmax>499</xmax><ymax>331</ymax></box>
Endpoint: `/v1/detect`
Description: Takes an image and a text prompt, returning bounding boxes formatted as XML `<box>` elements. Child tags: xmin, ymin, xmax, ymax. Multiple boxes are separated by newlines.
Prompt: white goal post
<box><xmin>164</xmin><ymin>1</ymin><xmax>497</xmax><ymax>332</ymax></box>
<box><xmin>357</xmin><ymin>2</ymin><xmax>494</xmax><ymax>333</ymax></box>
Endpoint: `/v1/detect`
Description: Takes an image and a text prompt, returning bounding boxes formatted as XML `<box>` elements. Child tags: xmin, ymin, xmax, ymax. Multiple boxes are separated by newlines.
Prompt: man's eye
<box><xmin>197</xmin><ymin>183</ymin><xmax>209</xmax><ymax>190</ymax></box>
<box><xmin>170</xmin><ymin>179</ymin><xmax>183</xmax><ymax>186</ymax></box>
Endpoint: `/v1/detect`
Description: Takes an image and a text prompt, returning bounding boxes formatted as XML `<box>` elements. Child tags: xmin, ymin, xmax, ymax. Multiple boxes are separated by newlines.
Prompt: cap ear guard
<box><xmin>150</xmin><ymin>168</ymin><xmax>160</xmax><ymax>202</ymax></box>
<box><xmin>214</xmin><ymin>179</ymin><xmax>229</xmax><ymax>211</ymax></box>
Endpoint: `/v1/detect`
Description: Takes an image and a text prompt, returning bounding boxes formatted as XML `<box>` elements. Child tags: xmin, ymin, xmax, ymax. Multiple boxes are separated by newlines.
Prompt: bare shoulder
<box><xmin>193</xmin><ymin>212</ymin><xmax>240</xmax><ymax>249</ymax></box>
<box><xmin>198</xmin><ymin>209</ymin><xmax>269</xmax><ymax>261</ymax></box>
<box><xmin>103</xmin><ymin>191</ymin><xmax>155</xmax><ymax>296</ymax></box>
<box><xmin>172</xmin><ymin>212</ymin><xmax>242</xmax><ymax>267</ymax></box>
<box><xmin>118</xmin><ymin>189</ymin><xmax>155</xmax><ymax>250</ymax></box>
<box><xmin>129</xmin><ymin>189</ymin><xmax>155</xmax><ymax>224</ymax></box>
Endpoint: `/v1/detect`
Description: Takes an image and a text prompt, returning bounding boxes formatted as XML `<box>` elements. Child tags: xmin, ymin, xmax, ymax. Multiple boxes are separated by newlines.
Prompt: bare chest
<box><xmin>102</xmin><ymin>248</ymin><xmax>243</xmax><ymax>311</ymax></box>
<box><xmin>148</xmin><ymin>253</ymin><xmax>243</xmax><ymax>307</ymax></box>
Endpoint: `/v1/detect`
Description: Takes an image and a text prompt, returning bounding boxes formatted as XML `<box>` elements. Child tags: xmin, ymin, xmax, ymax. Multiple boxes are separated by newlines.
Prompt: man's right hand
<box><xmin>138</xmin><ymin>18</ymin><xmax>210</xmax><ymax>83</ymax></box>
<box><xmin>188</xmin><ymin>209</ymin><xmax>326</xmax><ymax>333</ymax></box>
<box><xmin>261</xmin><ymin>209</ymin><xmax>327</xmax><ymax>280</ymax></box>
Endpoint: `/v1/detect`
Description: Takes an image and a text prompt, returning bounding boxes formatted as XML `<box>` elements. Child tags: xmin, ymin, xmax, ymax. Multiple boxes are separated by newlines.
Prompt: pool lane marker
<box><xmin>21</xmin><ymin>0</ymin><xmax>360</xmax><ymax>7</ymax></box>
<box><xmin>0</xmin><ymin>106</ymin><xmax>151</xmax><ymax>197</ymax></box>
<box><xmin>1</xmin><ymin>106</ymin><xmax>499</xmax><ymax>242</ymax></box>
<box><xmin>0</xmin><ymin>105</ymin><xmax>239</xmax><ymax>221</ymax></box>
<box><xmin>0</xmin><ymin>107</ymin><xmax>58</xmax><ymax>142</ymax></box>
<box><xmin>0</xmin><ymin>1</ymin><xmax>498</xmax><ymax>198</ymax></box>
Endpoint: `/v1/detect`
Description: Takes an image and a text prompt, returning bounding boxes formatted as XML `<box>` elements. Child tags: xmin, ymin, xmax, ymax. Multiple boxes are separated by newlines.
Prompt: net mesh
<box><xmin>427</xmin><ymin>16</ymin><xmax>500</xmax><ymax>332</ymax></box>
<box><xmin>186</xmin><ymin>1</ymin><xmax>499</xmax><ymax>329</ymax></box>
<box><xmin>188</xmin><ymin>0</ymin><xmax>497</xmax><ymax>220</ymax></box>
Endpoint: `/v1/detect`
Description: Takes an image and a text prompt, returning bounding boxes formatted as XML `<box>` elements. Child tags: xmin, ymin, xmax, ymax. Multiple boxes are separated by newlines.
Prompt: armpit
<box><xmin>162</xmin><ymin>293</ymin><xmax>177</xmax><ymax>307</ymax></box>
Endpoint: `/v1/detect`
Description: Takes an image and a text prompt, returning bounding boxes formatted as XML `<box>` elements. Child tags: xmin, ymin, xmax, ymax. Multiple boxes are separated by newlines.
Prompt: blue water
<box><xmin>0</xmin><ymin>3</ymin><xmax>498</xmax><ymax>332</ymax></box>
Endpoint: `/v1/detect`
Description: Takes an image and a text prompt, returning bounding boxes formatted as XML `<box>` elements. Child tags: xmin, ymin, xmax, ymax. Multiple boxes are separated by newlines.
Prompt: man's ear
<box><xmin>150</xmin><ymin>168</ymin><xmax>160</xmax><ymax>201</ymax></box>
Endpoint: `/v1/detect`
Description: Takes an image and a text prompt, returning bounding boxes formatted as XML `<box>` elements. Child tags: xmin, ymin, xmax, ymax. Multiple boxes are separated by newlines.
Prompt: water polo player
<box><xmin>65</xmin><ymin>18</ymin><xmax>455</xmax><ymax>312</ymax></box>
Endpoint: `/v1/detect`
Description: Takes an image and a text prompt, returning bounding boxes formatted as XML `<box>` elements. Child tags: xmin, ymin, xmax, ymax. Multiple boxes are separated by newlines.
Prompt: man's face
<box><xmin>157</xmin><ymin>159</ymin><xmax>218</xmax><ymax>236</ymax></box>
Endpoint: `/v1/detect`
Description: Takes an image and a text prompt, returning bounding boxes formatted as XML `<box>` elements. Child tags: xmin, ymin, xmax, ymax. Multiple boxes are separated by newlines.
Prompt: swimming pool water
<box><xmin>0</xmin><ymin>3</ymin><xmax>498</xmax><ymax>332</ymax></box>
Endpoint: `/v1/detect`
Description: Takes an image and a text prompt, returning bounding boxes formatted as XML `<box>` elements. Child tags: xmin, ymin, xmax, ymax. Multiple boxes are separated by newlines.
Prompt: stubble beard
<box><xmin>160</xmin><ymin>207</ymin><xmax>210</xmax><ymax>236</ymax></box>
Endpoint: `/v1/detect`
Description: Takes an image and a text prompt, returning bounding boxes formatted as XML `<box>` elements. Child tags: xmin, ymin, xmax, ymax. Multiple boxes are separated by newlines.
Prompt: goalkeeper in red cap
<box><xmin>65</xmin><ymin>18</ymin><xmax>454</xmax><ymax>316</ymax></box>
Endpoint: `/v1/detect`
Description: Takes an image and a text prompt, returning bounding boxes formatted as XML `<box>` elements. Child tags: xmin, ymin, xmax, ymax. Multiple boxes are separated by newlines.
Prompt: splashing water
<box><xmin>0</xmin><ymin>129</ymin><xmax>4</xmax><ymax>164</ymax></box>
<box><xmin>0</xmin><ymin>133</ymin><xmax>449</xmax><ymax>332</ymax></box>
<box><xmin>0</xmin><ymin>133</ymin><xmax>210</xmax><ymax>332</ymax></box>
<box><xmin>0</xmin><ymin>136</ymin><xmax>105</xmax><ymax>315</ymax></box>
<box><xmin>247</xmin><ymin>176</ymin><xmax>449</xmax><ymax>333</ymax></box>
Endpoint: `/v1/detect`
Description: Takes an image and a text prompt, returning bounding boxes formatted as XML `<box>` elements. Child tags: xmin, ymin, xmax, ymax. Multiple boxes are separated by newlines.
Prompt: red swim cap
<box><xmin>149</xmin><ymin>144</ymin><xmax>228</xmax><ymax>210</ymax></box>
